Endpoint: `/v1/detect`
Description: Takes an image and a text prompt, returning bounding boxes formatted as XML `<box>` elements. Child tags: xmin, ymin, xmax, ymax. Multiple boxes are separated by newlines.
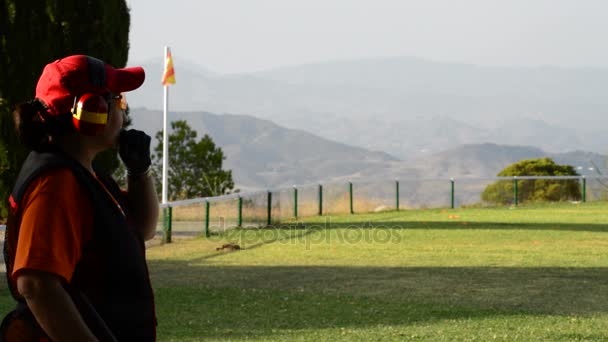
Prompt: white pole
<box><xmin>162</xmin><ymin>46</ymin><xmax>169</xmax><ymax>204</ymax></box>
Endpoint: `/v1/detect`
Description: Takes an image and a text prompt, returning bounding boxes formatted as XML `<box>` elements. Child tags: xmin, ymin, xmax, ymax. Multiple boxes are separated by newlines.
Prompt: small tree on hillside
<box><xmin>481</xmin><ymin>157</ymin><xmax>581</xmax><ymax>205</ymax></box>
<box><xmin>152</xmin><ymin>120</ymin><xmax>235</xmax><ymax>201</ymax></box>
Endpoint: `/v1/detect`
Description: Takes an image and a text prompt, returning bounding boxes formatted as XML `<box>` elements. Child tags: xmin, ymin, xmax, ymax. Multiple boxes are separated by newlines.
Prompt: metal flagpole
<box><xmin>162</xmin><ymin>46</ymin><xmax>169</xmax><ymax>204</ymax></box>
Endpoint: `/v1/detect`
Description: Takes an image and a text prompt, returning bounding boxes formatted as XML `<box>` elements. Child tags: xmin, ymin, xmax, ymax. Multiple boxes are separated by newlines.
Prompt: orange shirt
<box><xmin>12</xmin><ymin>168</ymin><xmax>94</xmax><ymax>285</ymax></box>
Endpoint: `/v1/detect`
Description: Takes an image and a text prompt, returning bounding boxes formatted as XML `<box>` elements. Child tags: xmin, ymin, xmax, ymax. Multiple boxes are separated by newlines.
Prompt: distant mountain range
<box><xmin>130</xmin><ymin>108</ymin><xmax>606</xmax><ymax>191</ymax></box>
<box><xmin>130</xmin><ymin>109</ymin><xmax>397</xmax><ymax>191</ymax></box>
<box><xmin>129</xmin><ymin>56</ymin><xmax>608</xmax><ymax>159</ymax></box>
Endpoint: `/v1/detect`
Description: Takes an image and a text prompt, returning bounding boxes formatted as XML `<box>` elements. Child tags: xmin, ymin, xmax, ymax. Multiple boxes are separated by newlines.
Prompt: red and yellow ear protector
<box><xmin>70</xmin><ymin>56</ymin><xmax>110</xmax><ymax>136</ymax></box>
<box><xmin>71</xmin><ymin>93</ymin><xmax>109</xmax><ymax>135</ymax></box>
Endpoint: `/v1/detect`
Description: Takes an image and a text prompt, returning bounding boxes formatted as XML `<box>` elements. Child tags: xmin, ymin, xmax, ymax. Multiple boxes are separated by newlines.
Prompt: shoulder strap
<box><xmin>10</xmin><ymin>150</ymin><xmax>78</xmax><ymax>212</ymax></box>
<box><xmin>94</xmin><ymin>172</ymin><xmax>128</xmax><ymax>215</ymax></box>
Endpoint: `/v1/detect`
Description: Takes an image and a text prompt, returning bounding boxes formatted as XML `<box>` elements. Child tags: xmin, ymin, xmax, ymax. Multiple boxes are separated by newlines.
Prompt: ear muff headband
<box><xmin>70</xmin><ymin>57</ymin><xmax>110</xmax><ymax>135</ymax></box>
<box><xmin>86</xmin><ymin>56</ymin><xmax>107</xmax><ymax>88</ymax></box>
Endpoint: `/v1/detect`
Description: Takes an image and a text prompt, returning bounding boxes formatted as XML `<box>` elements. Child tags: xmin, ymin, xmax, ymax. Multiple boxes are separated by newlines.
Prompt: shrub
<box><xmin>481</xmin><ymin>158</ymin><xmax>581</xmax><ymax>205</ymax></box>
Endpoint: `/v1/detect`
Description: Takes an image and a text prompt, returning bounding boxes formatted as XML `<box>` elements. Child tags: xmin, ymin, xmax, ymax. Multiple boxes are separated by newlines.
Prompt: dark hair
<box><xmin>13</xmin><ymin>99</ymin><xmax>74</xmax><ymax>151</ymax></box>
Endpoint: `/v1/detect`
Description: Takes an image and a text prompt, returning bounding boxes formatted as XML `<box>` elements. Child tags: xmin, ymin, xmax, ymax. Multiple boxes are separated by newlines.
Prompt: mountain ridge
<box><xmin>130</xmin><ymin>109</ymin><xmax>606</xmax><ymax>191</ymax></box>
<box><xmin>127</xmin><ymin>56</ymin><xmax>608</xmax><ymax>158</ymax></box>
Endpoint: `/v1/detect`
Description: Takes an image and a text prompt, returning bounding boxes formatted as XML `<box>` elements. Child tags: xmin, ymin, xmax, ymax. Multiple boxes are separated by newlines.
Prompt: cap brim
<box><xmin>106</xmin><ymin>66</ymin><xmax>145</xmax><ymax>93</ymax></box>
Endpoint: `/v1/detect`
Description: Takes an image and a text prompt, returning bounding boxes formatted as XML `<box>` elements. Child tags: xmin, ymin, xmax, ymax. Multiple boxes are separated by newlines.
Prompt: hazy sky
<box><xmin>127</xmin><ymin>0</ymin><xmax>608</xmax><ymax>73</ymax></box>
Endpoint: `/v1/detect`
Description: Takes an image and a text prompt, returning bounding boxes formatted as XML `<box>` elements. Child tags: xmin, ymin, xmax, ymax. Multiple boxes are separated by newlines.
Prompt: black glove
<box><xmin>118</xmin><ymin>129</ymin><xmax>151</xmax><ymax>177</ymax></box>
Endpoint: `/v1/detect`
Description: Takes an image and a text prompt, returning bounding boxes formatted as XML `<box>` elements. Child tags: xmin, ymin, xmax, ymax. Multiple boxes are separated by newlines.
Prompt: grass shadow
<box><xmin>148</xmin><ymin>260</ymin><xmax>608</xmax><ymax>340</ymax></box>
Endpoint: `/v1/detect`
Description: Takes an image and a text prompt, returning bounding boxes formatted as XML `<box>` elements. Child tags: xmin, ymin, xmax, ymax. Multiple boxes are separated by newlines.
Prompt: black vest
<box><xmin>3</xmin><ymin>150</ymin><xmax>156</xmax><ymax>341</ymax></box>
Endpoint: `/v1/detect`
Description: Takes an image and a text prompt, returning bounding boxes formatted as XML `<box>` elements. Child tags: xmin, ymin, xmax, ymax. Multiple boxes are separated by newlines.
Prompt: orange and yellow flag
<box><xmin>162</xmin><ymin>48</ymin><xmax>176</xmax><ymax>85</ymax></box>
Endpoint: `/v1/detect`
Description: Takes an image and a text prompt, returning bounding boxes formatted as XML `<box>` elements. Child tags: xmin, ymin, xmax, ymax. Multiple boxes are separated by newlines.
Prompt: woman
<box><xmin>1</xmin><ymin>55</ymin><xmax>159</xmax><ymax>341</ymax></box>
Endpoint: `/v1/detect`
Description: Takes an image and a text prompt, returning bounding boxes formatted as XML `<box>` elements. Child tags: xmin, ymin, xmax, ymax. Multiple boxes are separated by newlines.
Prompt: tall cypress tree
<box><xmin>0</xmin><ymin>0</ymin><xmax>131</xmax><ymax>218</ymax></box>
<box><xmin>0</xmin><ymin>0</ymin><xmax>11</xmax><ymax>213</ymax></box>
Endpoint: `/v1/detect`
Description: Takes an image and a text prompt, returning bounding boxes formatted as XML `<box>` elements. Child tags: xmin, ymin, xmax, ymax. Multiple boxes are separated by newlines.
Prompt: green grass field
<box><xmin>147</xmin><ymin>202</ymin><xmax>608</xmax><ymax>341</ymax></box>
<box><xmin>2</xmin><ymin>202</ymin><xmax>608</xmax><ymax>341</ymax></box>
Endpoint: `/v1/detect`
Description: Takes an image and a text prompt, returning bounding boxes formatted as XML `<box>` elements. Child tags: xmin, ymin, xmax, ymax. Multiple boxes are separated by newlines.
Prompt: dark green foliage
<box><xmin>0</xmin><ymin>0</ymin><xmax>131</xmax><ymax>218</ymax></box>
<box><xmin>152</xmin><ymin>120</ymin><xmax>235</xmax><ymax>201</ymax></box>
<box><xmin>481</xmin><ymin>157</ymin><xmax>581</xmax><ymax>205</ymax></box>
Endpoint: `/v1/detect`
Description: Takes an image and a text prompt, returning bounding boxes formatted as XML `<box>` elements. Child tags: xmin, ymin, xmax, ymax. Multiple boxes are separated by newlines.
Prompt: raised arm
<box><xmin>126</xmin><ymin>171</ymin><xmax>159</xmax><ymax>240</ymax></box>
<box><xmin>119</xmin><ymin>129</ymin><xmax>159</xmax><ymax>240</ymax></box>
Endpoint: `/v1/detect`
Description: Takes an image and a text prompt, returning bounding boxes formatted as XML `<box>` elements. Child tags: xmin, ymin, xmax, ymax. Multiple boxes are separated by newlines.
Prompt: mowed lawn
<box><xmin>1</xmin><ymin>202</ymin><xmax>608</xmax><ymax>341</ymax></box>
<box><xmin>146</xmin><ymin>202</ymin><xmax>608</xmax><ymax>341</ymax></box>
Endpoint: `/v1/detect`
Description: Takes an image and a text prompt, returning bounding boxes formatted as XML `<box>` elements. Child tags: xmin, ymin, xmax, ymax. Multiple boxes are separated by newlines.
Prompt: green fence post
<box><xmin>162</xmin><ymin>207</ymin><xmax>168</xmax><ymax>243</ymax></box>
<box><xmin>293</xmin><ymin>186</ymin><xmax>298</xmax><ymax>219</ymax></box>
<box><xmin>318</xmin><ymin>184</ymin><xmax>323</xmax><ymax>216</ymax></box>
<box><xmin>267</xmin><ymin>191</ymin><xmax>272</xmax><ymax>226</ymax></box>
<box><xmin>450</xmin><ymin>178</ymin><xmax>455</xmax><ymax>209</ymax></box>
<box><xmin>513</xmin><ymin>176</ymin><xmax>519</xmax><ymax>206</ymax></box>
<box><xmin>204</xmin><ymin>201</ymin><xmax>210</xmax><ymax>237</ymax></box>
<box><xmin>237</xmin><ymin>196</ymin><xmax>243</xmax><ymax>227</ymax></box>
<box><xmin>395</xmin><ymin>179</ymin><xmax>400</xmax><ymax>211</ymax></box>
<box><xmin>349</xmin><ymin>182</ymin><xmax>354</xmax><ymax>214</ymax></box>
<box><xmin>582</xmin><ymin>176</ymin><xmax>587</xmax><ymax>203</ymax></box>
<box><xmin>163</xmin><ymin>206</ymin><xmax>173</xmax><ymax>243</ymax></box>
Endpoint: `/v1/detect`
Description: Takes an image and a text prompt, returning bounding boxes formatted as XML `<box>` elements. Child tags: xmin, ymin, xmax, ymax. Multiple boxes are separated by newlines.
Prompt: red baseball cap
<box><xmin>35</xmin><ymin>55</ymin><xmax>145</xmax><ymax>117</ymax></box>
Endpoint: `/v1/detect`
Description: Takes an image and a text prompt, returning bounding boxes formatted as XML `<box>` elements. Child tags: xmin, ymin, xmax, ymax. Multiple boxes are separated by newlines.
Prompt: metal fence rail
<box><xmin>158</xmin><ymin>175</ymin><xmax>608</xmax><ymax>243</ymax></box>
